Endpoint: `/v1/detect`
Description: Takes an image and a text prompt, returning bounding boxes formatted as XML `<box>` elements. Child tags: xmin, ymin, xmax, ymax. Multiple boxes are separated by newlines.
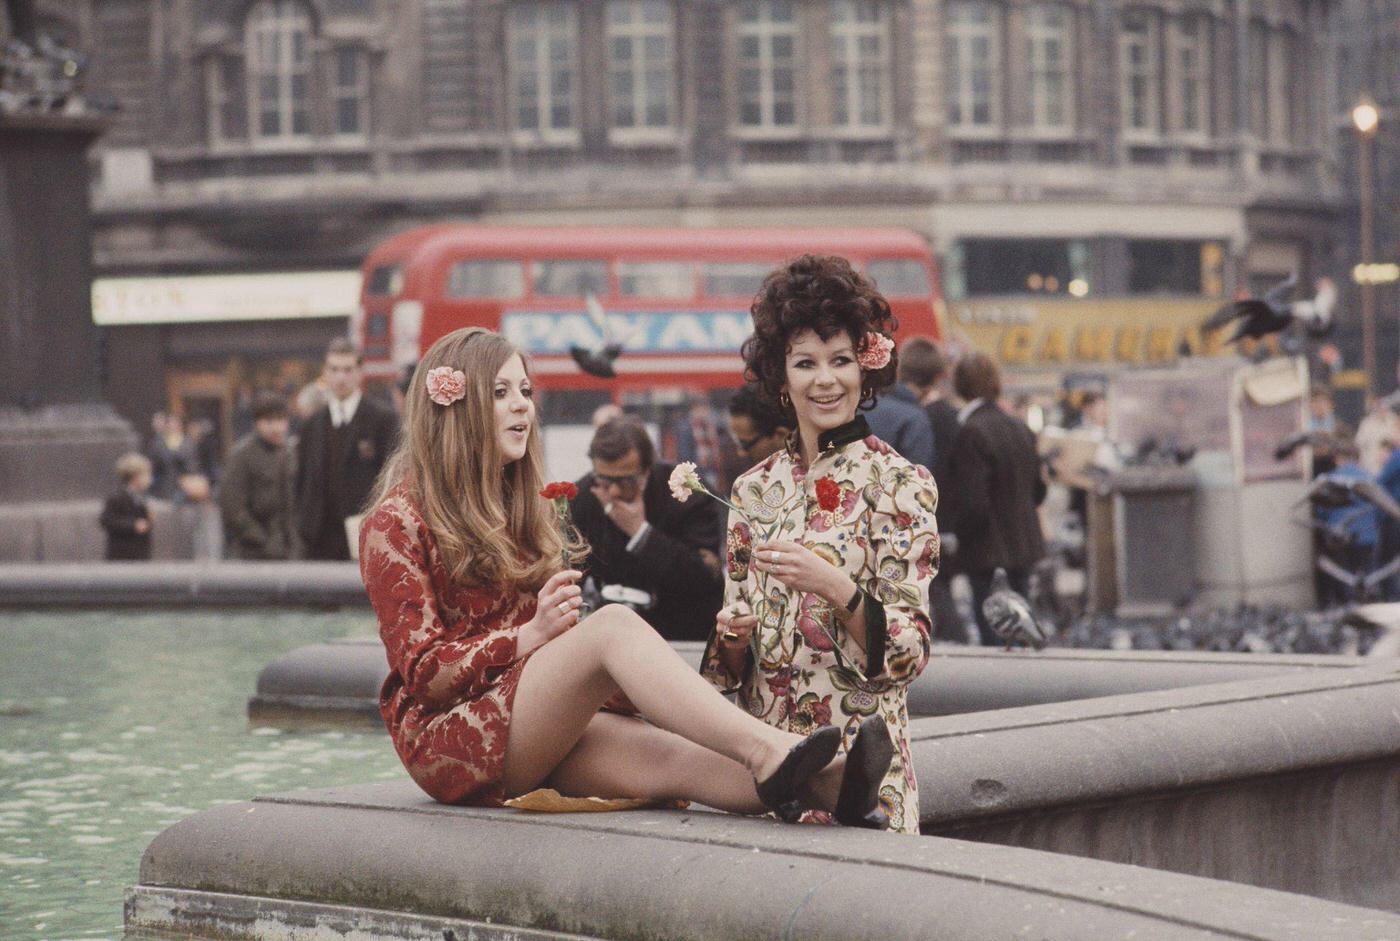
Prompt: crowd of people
<box><xmin>100</xmin><ymin>337</ymin><xmax>401</xmax><ymax>563</ymax></box>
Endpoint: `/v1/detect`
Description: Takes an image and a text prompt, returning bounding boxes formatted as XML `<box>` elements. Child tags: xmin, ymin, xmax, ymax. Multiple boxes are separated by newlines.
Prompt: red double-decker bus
<box><xmin>357</xmin><ymin>225</ymin><xmax>942</xmax><ymax>389</ymax></box>
<box><xmin>356</xmin><ymin>224</ymin><xmax>943</xmax><ymax>475</ymax></box>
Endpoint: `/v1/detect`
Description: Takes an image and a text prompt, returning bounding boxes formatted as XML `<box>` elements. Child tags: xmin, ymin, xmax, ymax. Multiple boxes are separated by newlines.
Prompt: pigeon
<box><xmin>568</xmin><ymin>293</ymin><xmax>624</xmax><ymax>379</ymax></box>
<box><xmin>1274</xmin><ymin>430</ymin><xmax>1336</xmax><ymax>461</ymax></box>
<box><xmin>1302</xmin><ymin>472</ymin><xmax>1400</xmax><ymax>524</ymax></box>
<box><xmin>1341</xmin><ymin>603</ymin><xmax>1400</xmax><ymax>657</ymax></box>
<box><xmin>1202</xmin><ymin>274</ymin><xmax>1336</xmax><ymax>344</ymax></box>
<box><xmin>981</xmin><ymin>568</ymin><xmax>1047</xmax><ymax>651</ymax></box>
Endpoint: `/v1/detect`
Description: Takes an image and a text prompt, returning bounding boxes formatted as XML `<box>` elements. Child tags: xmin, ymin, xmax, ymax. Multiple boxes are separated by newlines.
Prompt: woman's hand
<box><xmin>518</xmin><ymin>569</ymin><xmax>583</xmax><ymax>655</ymax></box>
<box><xmin>715</xmin><ymin>600</ymin><xmax>756</xmax><ymax>650</ymax></box>
<box><xmin>752</xmin><ymin>540</ymin><xmax>855</xmax><ymax>606</ymax></box>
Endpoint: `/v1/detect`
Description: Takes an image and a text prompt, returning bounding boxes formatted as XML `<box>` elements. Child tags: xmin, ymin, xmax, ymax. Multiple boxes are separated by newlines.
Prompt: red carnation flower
<box><xmin>540</xmin><ymin>481</ymin><xmax>578</xmax><ymax>501</ymax></box>
<box><xmin>815</xmin><ymin>477</ymin><xmax>841</xmax><ymax>512</ymax></box>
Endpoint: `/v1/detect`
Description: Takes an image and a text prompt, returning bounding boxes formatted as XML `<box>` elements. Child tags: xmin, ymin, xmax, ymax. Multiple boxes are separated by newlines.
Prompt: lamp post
<box><xmin>1353</xmin><ymin>98</ymin><xmax>1379</xmax><ymax>399</ymax></box>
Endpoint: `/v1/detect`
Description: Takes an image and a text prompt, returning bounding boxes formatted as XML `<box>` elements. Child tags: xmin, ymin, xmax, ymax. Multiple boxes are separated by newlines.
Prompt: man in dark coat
<box><xmin>296</xmin><ymin>338</ymin><xmax>400</xmax><ymax>560</ymax></box>
<box><xmin>948</xmin><ymin>352</ymin><xmax>1047</xmax><ymax>646</ymax></box>
<box><xmin>898</xmin><ymin>337</ymin><xmax>967</xmax><ymax>642</ymax></box>
<box><xmin>570</xmin><ymin>417</ymin><xmax>724</xmax><ymax>642</ymax></box>
<box><xmin>221</xmin><ymin>394</ymin><xmax>296</xmax><ymax>560</ymax></box>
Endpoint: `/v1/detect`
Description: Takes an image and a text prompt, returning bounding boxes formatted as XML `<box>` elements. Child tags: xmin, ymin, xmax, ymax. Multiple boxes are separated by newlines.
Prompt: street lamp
<box><xmin>1353</xmin><ymin>97</ymin><xmax>1379</xmax><ymax>398</ymax></box>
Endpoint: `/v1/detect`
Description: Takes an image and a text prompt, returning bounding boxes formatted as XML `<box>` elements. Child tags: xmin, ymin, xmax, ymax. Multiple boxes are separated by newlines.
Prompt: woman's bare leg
<box><xmin>544</xmin><ymin>712</ymin><xmax>771</xmax><ymax>814</ymax></box>
<box><xmin>502</xmin><ymin>604</ymin><xmax>815</xmax><ymax>804</ymax></box>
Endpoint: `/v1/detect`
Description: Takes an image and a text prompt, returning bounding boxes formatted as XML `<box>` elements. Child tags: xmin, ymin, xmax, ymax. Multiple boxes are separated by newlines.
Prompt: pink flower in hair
<box><xmin>857</xmin><ymin>332</ymin><xmax>894</xmax><ymax>371</ymax></box>
<box><xmin>425</xmin><ymin>366</ymin><xmax>467</xmax><ymax>406</ymax></box>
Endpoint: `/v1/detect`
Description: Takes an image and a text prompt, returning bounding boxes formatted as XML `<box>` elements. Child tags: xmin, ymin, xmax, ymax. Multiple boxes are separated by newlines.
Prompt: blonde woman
<box><xmin>359</xmin><ymin>327</ymin><xmax>882</xmax><ymax>822</ymax></box>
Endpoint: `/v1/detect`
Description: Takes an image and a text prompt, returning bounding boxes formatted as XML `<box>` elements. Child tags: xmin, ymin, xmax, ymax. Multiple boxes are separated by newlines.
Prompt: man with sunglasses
<box><xmin>569</xmin><ymin>416</ymin><xmax>724</xmax><ymax>641</ymax></box>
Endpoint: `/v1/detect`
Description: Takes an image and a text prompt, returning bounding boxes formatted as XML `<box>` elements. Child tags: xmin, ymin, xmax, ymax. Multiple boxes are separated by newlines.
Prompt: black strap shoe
<box><xmin>754</xmin><ymin>725</ymin><xmax>842</xmax><ymax>823</ymax></box>
<box><xmin>834</xmin><ymin>716</ymin><xmax>893</xmax><ymax>829</ymax></box>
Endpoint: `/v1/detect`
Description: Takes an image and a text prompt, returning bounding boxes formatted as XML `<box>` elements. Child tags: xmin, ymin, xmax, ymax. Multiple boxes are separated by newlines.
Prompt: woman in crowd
<box><xmin>702</xmin><ymin>255</ymin><xmax>939</xmax><ymax>833</ymax></box>
<box><xmin>358</xmin><ymin>326</ymin><xmax>888</xmax><ymax>825</ymax></box>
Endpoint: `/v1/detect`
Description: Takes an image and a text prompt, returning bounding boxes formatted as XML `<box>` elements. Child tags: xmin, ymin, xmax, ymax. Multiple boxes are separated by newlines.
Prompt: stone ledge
<box><xmin>0</xmin><ymin>561</ymin><xmax>368</xmax><ymax>608</ymax></box>
<box><xmin>248</xmin><ymin>638</ymin><xmax>1370</xmax><ymax>724</ymax></box>
<box><xmin>126</xmin><ymin>780</ymin><xmax>1400</xmax><ymax>941</ymax></box>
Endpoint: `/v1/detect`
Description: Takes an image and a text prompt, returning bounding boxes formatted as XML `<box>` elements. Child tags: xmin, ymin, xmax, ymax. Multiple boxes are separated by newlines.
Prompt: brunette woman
<box><xmin>703</xmin><ymin>255</ymin><xmax>939</xmax><ymax>834</ymax></box>
<box><xmin>359</xmin><ymin>327</ymin><xmax>880</xmax><ymax>824</ymax></box>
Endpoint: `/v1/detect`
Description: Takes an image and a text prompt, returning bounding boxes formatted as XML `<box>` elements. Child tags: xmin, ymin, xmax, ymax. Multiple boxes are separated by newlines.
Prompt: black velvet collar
<box><xmin>817</xmin><ymin>415</ymin><xmax>870</xmax><ymax>452</ymax></box>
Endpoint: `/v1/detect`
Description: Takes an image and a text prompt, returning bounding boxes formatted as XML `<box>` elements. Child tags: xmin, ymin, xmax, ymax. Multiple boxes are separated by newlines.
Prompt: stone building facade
<box><xmin>16</xmin><ymin>0</ymin><xmax>1343</xmax><ymax>436</ymax></box>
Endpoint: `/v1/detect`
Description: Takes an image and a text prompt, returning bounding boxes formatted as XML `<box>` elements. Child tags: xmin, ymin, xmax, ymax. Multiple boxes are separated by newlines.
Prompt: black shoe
<box><xmin>834</xmin><ymin>716</ymin><xmax>893</xmax><ymax>829</ymax></box>
<box><xmin>754</xmin><ymin>725</ymin><xmax>842</xmax><ymax>823</ymax></box>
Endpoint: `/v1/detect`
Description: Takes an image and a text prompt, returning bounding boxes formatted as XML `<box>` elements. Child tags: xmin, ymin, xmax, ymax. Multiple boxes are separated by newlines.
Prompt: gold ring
<box><xmin>771</xmin><ymin>550</ymin><xmax>782</xmax><ymax>563</ymax></box>
<box><xmin>721</xmin><ymin>630</ymin><xmax>739</xmax><ymax>641</ymax></box>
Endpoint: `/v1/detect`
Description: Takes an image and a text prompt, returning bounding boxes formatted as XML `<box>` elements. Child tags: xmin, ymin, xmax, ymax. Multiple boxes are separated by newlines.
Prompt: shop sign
<box><xmin>950</xmin><ymin>297</ymin><xmax>1232</xmax><ymax>367</ymax></box>
<box><xmin>92</xmin><ymin>271</ymin><xmax>361</xmax><ymax>325</ymax></box>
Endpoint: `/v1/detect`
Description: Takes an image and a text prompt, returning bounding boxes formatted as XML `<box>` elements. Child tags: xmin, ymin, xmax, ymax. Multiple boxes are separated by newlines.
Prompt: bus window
<box><xmin>533</xmin><ymin>260</ymin><xmax>609</xmax><ymax>297</ymax></box>
<box><xmin>618</xmin><ymin>262</ymin><xmax>694</xmax><ymax>299</ymax></box>
<box><xmin>702</xmin><ymin>262</ymin><xmax>770</xmax><ymax>297</ymax></box>
<box><xmin>366</xmin><ymin>264</ymin><xmax>403</xmax><ymax>297</ymax></box>
<box><xmin>867</xmin><ymin>259</ymin><xmax>931</xmax><ymax>296</ymax></box>
<box><xmin>446</xmin><ymin>260</ymin><xmax>526</xmax><ymax>299</ymax></box>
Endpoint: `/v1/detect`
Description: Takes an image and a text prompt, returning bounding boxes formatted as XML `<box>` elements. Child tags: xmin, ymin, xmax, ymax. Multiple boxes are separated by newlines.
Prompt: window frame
<box><xmin>732</xmin><ymin>0</ymin><xmax>802</xmax><ymax>136</ymax></box>
<box><xmin>246</xmin><ymin>0</ymin><xmax>314</xmax><ymax>146</ymax></box>
<box><xmin>1119</xmin><ymin>8</ymin><xmax>1162</xmax><ymax>142</ymax></box>
<box><xmin>945</xmin><ymin>0</ymin><xmax>1002</xmax><ymax>137</ymax></box>
<box><xmin>828</xmin><ymin>0</ymin><xmax>892</xmax><ymax>135</ymax></box>
<box><xmin>606</xmin><ymin>0</ymin><xmax>680</xmax><ymax>144</ymax></box>
<box><xmin>508</xmin><ymin>2</ymin><xmax>582</xmax><ymax>146</ymax></box>
<box><xmin>1168</xmin><ymin>14</ymin><xmax>1210</xmax><ymax>141</ymax></box>
<box><xmin>1025</xmin><ymin>3</ymin><xmax>1074</xmax><ymax>135</ymax></box>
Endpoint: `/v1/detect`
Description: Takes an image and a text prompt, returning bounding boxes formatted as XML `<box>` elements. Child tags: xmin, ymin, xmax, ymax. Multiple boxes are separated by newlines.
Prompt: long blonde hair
<box><xmin>369</xmin><ymin>328</ymin><xmax>583</xmax><ymax>592</ymax></box>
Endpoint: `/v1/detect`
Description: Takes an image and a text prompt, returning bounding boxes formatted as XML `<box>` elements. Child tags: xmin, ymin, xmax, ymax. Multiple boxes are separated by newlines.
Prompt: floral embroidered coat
<box><xmin>701</xmin><ymin>416</ymin><xmax>938</xmax><ymax>833</ymax></box>
<box><xmin>359</xmin><ymin>484</ymin><xmax>539</xmax><ymax>806</ymax></box>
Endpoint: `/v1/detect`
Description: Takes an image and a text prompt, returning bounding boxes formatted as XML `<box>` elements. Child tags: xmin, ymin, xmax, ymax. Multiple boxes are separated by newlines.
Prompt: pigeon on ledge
<box><xmin>982</xmin><ymin>568</ymin><xmax>1047</xmax><ymax>651</ymax></box>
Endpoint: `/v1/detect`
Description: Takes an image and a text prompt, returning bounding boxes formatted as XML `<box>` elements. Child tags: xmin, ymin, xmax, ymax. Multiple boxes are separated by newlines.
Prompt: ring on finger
<box><xmin>558</xmin><ymin>601</ymin><xmax>570</xmax><ymax>614</ymax></box>
<box><xmin>721</xmin><ymin>630</ymin><xmax>739</xmax><ymax>641</ymax></box>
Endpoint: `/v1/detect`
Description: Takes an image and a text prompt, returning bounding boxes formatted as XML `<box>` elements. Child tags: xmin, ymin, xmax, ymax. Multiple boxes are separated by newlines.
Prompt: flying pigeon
<box><xmin>1201</xmin><ymin>274</ymin><xmax>1336</xmax><ymax>344</ymax></box>
<box><xmin>1274</xmin><ymin>430</ymin><xmax>1336</xmax><ymax>462</ymax></box>
<box><xmin>981</xmin><ymin>568</ymin><xmax>1047</xmax><ymax>651</ymax></box>
<box><xmin>1302</xmin><ymin>472</ymin><xmax>1400</xmax><ymax>524</ymax></box>
<box><xmin>568</xmin><ymin>293</ymin><xmax>624</xmax><ymax>379</ymax></box>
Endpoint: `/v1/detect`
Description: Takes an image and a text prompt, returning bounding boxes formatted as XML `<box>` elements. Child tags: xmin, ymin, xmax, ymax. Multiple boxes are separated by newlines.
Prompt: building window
<box><xmin>510</xmin><ymin>2</ymin><xmax>579</xmax><ymax>140</ymax></box>
<box><xmin>1026</xmin><ymin>4</ymin><xmax>1072</xmax><ymax>131</ymax></box>
<box><xmin>205</xmin><ymin>56</ymin><xmax>247</xmax><ymax>144</ymax></box>
<box><xmin>945</xmin><ymin>1</ymin><xmax>1000</xmax><ymax>130</ymax></box>
<box><xmin>829</xmin><ymin>1</ymin><xmax>890</xmax><ymax>130</ymax></box>
<box><xmin>247</xmin><ymin>0</ymin><xmax>313</xmax><ymax>141</ymax></box>
<box><xmin>1128</xmin><ymin>240</ymin><xmax>1222</xmax><ymax>295</ymax></box>
<box><xmin>333</xmin><ymin>47</ymin><xmax>369</xmax><ymax>137</ymax></box>
<box><xmin>736</xmin><ymin>0</ymin><xmax>798</xmax><ymax>129</ymax></box>
<box><xmin>1171</xmin><ymin>15</ymin><xmax>1209</xmax><ymax>136</ymax></box>
<box><xmin>607</xmin><ymin>1</ymin><xmax>676</xmax><ymax>132</ymax></box>
<box><xmin>962</xmin><ymin>239</ymin><xmax>1075</xmax><ymax>296</ymax></box>
<box><xmin>1119</xmin><ymin>9</ymin><xmax>1160</xmax><ymax>137</ymax></box>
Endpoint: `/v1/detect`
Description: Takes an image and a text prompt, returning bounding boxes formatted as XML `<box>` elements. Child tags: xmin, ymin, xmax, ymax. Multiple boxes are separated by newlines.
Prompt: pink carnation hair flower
<box><xmin>425</xmin><ymin>366</ymin><xmax>467</xmax><ymax>406</ymax></box>
<box><xmin>857</xmin><ymin>332</ymin><xmax>894</xmax><ymax>371</ymax></box>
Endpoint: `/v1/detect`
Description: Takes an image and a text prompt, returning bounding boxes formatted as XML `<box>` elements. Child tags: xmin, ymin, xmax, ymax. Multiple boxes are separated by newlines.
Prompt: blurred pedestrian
<box><xmin>220</xmin><ymin>394</ymin><xmax>296</xmax><ymax>560</ymax></box>
<box><xmin>863</xmin><ymin>350</ymin><xmax>935</xmax><ymax>469</ymax></box>
<box><xmin>727</xmin><ymin>381</ymin><xmax>793</xmax><ymax>467</ymax></box>
<box><xmin>100</xmin><ymin>452</ymin><xmax>154</xmax><ymax>561</ymax></box>
<box><xmin>296</xmin><ymin>338</ymin><xmax>400</xmax><ymax>560</ymax></box>
<box><xmin>569</xmin><ymin>416</ymin><xmax>724</xmax><ymax>641</ymax></box>
<box><xmin>949</xmin><ymin>353</ymin><xmax>1047</xmax><ymax>646</ymax></box>
<box><xmin>1315</xmin><ymin>438</ymin><xmax>1379</xmax><ymax>607</ymax></box>
<box><xmin>898</xmin><ymin>337</ymin><xmax>967</xmax><ymax>642</ymax></box>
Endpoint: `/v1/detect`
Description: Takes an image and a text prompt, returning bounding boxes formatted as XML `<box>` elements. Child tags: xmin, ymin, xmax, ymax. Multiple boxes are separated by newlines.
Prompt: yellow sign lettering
<box><xmin>1039</xmin><ymin>327</ymin><xmax>1068</xmax><ymax>362</ymax></box>
<box><xmin>1000</xmin><ymin>326</ymin><xmax>1035</xmax><ymax>364</ymax></box>
<box><xmin>1116</xmin><ymin>327</ymin><xmax>1143</xmax><ymax>363</ymax></box>
<box><xmin>1075</xmin><ymin>327</ymin><xmax>1113</xmax><ymax>361</ymax></box>
<box><xmin>1145</xmin><ymin>326</ymin><xmax>1177</xmax><ymax>362</ymax></box>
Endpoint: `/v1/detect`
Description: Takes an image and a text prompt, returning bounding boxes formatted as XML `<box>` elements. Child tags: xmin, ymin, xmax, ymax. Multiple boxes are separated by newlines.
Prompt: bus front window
<box><xmin>866</xmin><ymin>259</ymin><xmax>931</xmax><ymax>296</ymax></box>
<box><xmin>446</xmin><ymin>260</ymin><xmax>525</xmax><ymax>299</ymax></box>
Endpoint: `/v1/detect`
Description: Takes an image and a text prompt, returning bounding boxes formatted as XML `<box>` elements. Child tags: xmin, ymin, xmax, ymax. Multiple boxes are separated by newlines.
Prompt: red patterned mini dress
<box><xmin>359</xmin><ymin>484</ymin><xmax>539</xmax><ymax>805</ymax></box>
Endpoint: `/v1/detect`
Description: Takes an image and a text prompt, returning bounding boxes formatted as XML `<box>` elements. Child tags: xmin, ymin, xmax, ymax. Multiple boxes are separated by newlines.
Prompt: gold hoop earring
<box><xmin>780</xmin><ymin>391</ymin><xmax>792</xmax><ymax>409</ymax></box>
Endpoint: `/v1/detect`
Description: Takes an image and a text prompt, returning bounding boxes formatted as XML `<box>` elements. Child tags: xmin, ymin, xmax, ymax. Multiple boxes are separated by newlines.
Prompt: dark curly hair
<box><xmin>741</xmin><ymin>254</ymin><xmax>899</xmax><ymax>413</ymax></box>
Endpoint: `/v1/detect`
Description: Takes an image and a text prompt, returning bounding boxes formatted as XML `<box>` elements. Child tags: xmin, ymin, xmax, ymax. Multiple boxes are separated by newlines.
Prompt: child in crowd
<box><xmin>100</xmin><ymin>452</ymin><xmax>154</xmax><ymax>561</ymax></box>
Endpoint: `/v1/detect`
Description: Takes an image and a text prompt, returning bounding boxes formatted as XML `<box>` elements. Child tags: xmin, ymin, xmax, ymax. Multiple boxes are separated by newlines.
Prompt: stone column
<box><xmin>0</xmin><ymin>113</ymin><xmax>136</xmax><ymax>558</ymax></box>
